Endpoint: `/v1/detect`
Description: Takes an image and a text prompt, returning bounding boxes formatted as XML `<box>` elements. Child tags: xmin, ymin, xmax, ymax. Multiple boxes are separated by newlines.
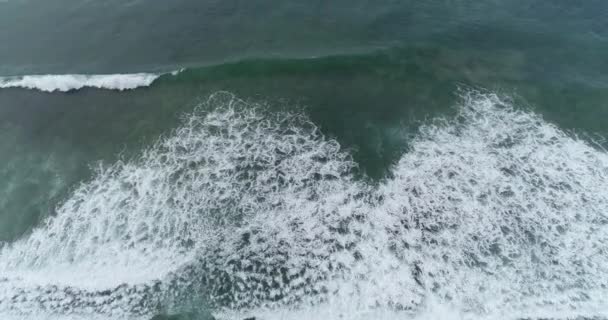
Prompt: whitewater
<box><xmin>0</xmin><ymin>71</ymin><xmax>185</xmax><ymax>92</ymax></box>
<box><xmin>0</xmin><ymin>92</ymin><xmax>607</xmax><ymax>320</ymax></box>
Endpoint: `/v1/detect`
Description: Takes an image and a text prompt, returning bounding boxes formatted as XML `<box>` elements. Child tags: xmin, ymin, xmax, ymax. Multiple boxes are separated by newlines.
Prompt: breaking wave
<box><xmin>0</xmin><ymin>72</ymin><xmax>172</xmax><ymax>92</ymax></box>
<box><xmin>0</xmin><ymin>92</ymin><xmax>607</xmax><ymax>320</ymax></box>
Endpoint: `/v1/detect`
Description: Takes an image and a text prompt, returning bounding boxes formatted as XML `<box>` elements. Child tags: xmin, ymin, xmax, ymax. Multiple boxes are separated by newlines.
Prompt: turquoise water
<box><xmin>0</xmin><ymin>1</ymin><xmax>608</xmax><ymax>320</ymax></box>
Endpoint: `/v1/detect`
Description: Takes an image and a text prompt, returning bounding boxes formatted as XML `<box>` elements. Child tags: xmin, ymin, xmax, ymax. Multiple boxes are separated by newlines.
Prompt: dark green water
<box><xmin>0</xmin><ymin>1</ymin><xmax>608</xmax><ymax>320</ymax></box>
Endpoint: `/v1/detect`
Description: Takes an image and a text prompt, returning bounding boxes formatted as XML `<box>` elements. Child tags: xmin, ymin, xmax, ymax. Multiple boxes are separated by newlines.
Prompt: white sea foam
<box><xmin>1</xmin><ymin>92</ymin><xmax>607</xmax><ymax>320</ymax></box>
<box><xmin>0</xmin><ymin>73</ymin><xmax>165</xmax><ymax>92</ymax></box>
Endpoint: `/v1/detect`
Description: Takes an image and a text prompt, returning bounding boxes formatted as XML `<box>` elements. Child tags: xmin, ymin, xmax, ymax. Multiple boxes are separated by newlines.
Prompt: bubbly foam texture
<box><xmin>375</xmin><ymin>93</ymin><xmax>608</xmax><ymax>319</ymax></box>
<box><xmin>0</xmin><ymin>73</ymin><xmax>162</xmax><ymax>92</ymax></box>
<box><xmin>1</xmin><ymin>92</ymin><xmax>607</xmax><ymax>320</ymax></box>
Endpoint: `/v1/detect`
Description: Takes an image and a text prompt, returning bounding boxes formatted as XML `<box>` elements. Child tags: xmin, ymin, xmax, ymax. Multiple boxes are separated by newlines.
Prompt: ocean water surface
<box><xmin>1</xmin><ymin>1</ymin><xmax>608</xmax><ymax>319</ymax></box>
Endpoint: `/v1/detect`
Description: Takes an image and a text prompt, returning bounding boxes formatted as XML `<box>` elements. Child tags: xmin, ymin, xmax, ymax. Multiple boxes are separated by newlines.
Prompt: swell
<box><xmin>1</xmin><ymin>92</ymin><xmax>607</xmax><ymax>320</ymax></box>
<box><xmin>2</xmin><ymin>41</ymin><xmax>608</xmax><ymax>95</ymax></box>
<box><xmin>0</xmin><ymin>50</ymin><xmax>396</xmax><ymax>93</ymax></box>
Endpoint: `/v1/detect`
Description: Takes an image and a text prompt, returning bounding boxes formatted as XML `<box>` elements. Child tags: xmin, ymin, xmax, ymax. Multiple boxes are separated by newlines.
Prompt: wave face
<box><xmin>1</xmin><ymin>92</ymin><xmax>607</xmax><ymax>320</ymax></box>
<box><xmin>0</xmin><ymin>73</ymin><xmax>162</xmax><ymax>92</ymax></box>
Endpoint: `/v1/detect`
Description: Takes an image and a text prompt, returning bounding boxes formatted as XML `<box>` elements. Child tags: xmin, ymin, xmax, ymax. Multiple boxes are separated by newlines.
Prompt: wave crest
<box><xmin>0</xmin><ymin>73</ymin><xmax>163</xmax><ymax>92</ymax></box>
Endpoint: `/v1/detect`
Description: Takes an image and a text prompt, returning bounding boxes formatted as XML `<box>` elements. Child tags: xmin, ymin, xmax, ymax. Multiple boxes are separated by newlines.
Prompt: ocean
<box><xmin>1</xmin><ymin>1</ymin><xmax>608</xmax><ymax>319</ymax></box>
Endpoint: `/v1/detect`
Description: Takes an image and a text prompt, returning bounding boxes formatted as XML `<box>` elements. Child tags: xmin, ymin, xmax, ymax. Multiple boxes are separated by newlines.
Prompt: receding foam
<box><xmin>1</xmin><ymin>91</ymin><xmax>607</xmax><ymax>320</ymax></box>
